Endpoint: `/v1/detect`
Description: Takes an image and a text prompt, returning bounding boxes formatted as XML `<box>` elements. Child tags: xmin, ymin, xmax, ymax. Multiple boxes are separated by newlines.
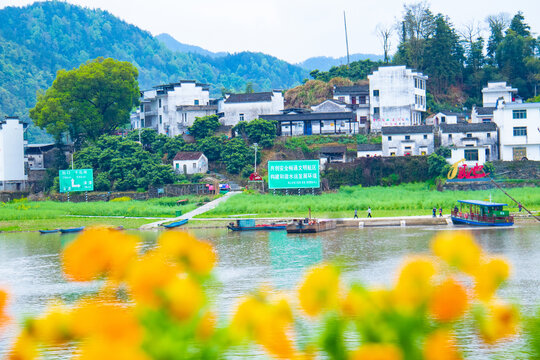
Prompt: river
<box><xmin>1</xmin><ymin>224</ymin><xmax>539</xmax><ymax>358</ymax></box>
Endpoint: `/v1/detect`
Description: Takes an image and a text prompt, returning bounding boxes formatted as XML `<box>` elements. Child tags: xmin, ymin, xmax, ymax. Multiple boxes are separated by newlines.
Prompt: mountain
<box><xmin>0</xmin><ymin>2</ymin><xmax>308</xmax><ymax>142</ymax></box>
<box><xmin>156</xmin><ymin>33</ymin><xmax>228</xmax><ymax>58</ymax></box>
<box><xmin>298</xmin><ymin>54</ymin><xmax>384</xmax><ymax>71</ymax></box>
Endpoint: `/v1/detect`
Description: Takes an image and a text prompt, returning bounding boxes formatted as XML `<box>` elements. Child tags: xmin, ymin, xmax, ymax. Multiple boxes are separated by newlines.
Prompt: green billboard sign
<box><xmin>268</xmin><ymin>160</ymin><xmax>320</xmax><ymax>189</ymax></box>
<box><xmin>59</xmin><ymin>169</ymin><xmax>94</xmax><ymax>193</ymax></box>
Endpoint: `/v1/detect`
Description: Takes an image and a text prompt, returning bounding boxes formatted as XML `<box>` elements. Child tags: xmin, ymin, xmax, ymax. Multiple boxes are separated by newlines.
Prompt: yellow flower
<box><xmin>473</xmin><ymin>257</ymin><xmax>510</xmax><ymax>301</ymax></box>
<box><xmin>298</xmin><ymin>263</ymin><xmax>341</xmax><ymax>317</ymax></box>
<box><xmin>350</xmin><ymin>343</ymin><xmax>403</xmax><ymax>360</ymax></box>
<box><xmin>62</xmin><ymin>227</ymin><xmax>139</xmax><ymax>282</ymax></box>
<box><xmin>423</xmin><ymin>329</ymin><xmax>462</xmax><ymax>360</ymax></box>
<box><xmin>394</xmin><ymin>256</ymin><xmax>436</xmax><ymax>310</ymax></box>
<box><xmin>431</xmin><ymin>231</ymin><xmax>481</xmax><ymax>274</ymax></box>
<box><xmin>78</xmin><ymin>338</ymin><xmax>149</xmax><ymax>360</ymax></box>
<box><xmin>478</xmin><ymin>300</ymin><xmax>519</xmax><ymax>344</ymax></box>
<box><xmin>429</xmin><ymin>278</ymin><xmax>469</xmax><ymax>322</ymax></box>
<box><xmin>0</xmin><ymin>288</ymin><xmax>9</xmax><ymax>327</ymax></box>
<box><xmin>341</xmin><ymin>286</ymin><xmax>369</xmax><ymax>318</ymax></box>
<box><xmin>28</xmin><ymin>305</ymin><xmax>73</xmax><ymax>344</ymax></box>
<box><xmin>196</xmin><ymin>311</ymin><xmax>216</xmax><ymax>340</ymax></box>
<box><xmin>157</xmin><ymin>231</ymin><xmax>216</xmax><ymax>275</ymax></box>
<box><xmin>8</xmin><ymin>330</ymin><xmax>37</xmax><ymax>360</ymax></box>
<box><xmin>162</xmin><ymin>274</ymin><xmax>204</xmax><ymax>321</ymax></box>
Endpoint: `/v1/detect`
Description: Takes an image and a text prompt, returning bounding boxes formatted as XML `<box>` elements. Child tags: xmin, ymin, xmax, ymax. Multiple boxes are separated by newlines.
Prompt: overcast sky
<box><xmin>1</xmin><ymin>0</ymin><xmax>539</xmax><ymax>63</ymax></box>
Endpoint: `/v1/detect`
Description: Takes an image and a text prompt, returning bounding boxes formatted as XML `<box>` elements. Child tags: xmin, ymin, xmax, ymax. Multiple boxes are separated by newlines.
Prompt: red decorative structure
<box><xmin>457</xmin><ymin>163</ymin><xmax>488</xmax><ymax>179</ymax></box>
<box><xmin>249</xmin><ymin>172</ymin><xmax>263</xmax><ymax>181</ymax></box>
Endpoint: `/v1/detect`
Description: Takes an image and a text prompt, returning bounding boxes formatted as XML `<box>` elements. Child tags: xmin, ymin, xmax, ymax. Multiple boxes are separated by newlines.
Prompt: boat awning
<box><xmin>457</xmin><ymin>200</ymin><xmax>508</xmax><ymax>207</ymax></box>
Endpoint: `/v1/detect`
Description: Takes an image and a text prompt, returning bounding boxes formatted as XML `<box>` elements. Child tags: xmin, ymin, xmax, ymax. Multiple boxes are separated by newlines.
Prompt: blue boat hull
<box><xmin>163</xmin><ymin>219</ymin><xmax>188</xmax><ymax>228</ymax></box>
<box><xmin>39</xmin><ymin>229</ymin><xmax>60</xmax><ymax>234</ymax></box>
<box><xmin>60</xmin><ymin>227</ymin><xmax>85</xmax><ymax>233</ymax></box>
<box><xmin>227</xmin><ymin>225</ymin><xmax>286</xmax><ymax>231</ymax></box>
<box><xmin>451</xmin><ymin>216</ymin><xmax>513</xmax><ymax>227</ymax></box>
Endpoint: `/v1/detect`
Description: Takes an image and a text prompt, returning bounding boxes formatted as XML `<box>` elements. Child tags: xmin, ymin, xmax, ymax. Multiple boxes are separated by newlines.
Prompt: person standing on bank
<box><xmin>367</xmin><ymin>207</ymin><xmax>372</xmax><ymax>218</ymax></box>
<box><xmin>433</xmin><ymin>207</ymin><xmax>436</xmax><ymax>218</ymax></box>
<box><xmin>439</xmin><ymin>207</ymin><xmax>443</xmax><ymax>217</ymax></box>
<box><xmin>354</xmin><ymin>208</ymin><xmax>358</xmax><ymax>219</ymax></box>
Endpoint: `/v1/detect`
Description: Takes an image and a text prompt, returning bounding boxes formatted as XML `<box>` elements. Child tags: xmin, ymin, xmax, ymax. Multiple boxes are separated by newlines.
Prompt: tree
<box><xmin>197</xmin><ymin>136</ymin><xmax>224</xmax><ymax>161</ymax></box>
<box><xmin>376</xmin><ymin>24</ymin><xmax>393</xmax><ymax>63</ymax></box>
<box><xmin>30</xmin><ymin>57</ymin><xmax>139</xmax><ymax>147</ymax></box>
<box><xmin>244</xmin><ymin>118</ymin><xmax>278</xmax><ymax>148</ymax></box>
<box><xmin>509</xmin><ymin>12</ymin><xmax>531</xmax><ymax>37</ymax></box>
<box><xmin>188</xmin><ymin>115</ymin><xmax>220</xmax><ymax>140</ymax></box>
<box><xmin>486</xmin><ymin>13</ymin><xmax>510</xmax><ymax>63</ymax></box>
<box><xmin>427</xmin><ymin>153</ymin><xmax>448</xmax><ymax>178</ymax></box>
<box><xmin>220</xmin><ymin>138</ymin><xmax>254</xmax><ymax>174</ymax></box>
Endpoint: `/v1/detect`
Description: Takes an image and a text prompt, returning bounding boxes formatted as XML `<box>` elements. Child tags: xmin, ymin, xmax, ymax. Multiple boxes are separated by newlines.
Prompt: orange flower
<box><xmin>423</xmin><ymin>329</ymin><xmax>462</xmax><ymax>360</ymax></box>
<box><xmin>196</xmin><ymin>311</ymin><xmax>216</xmax><ymax>340</ymax></box>
<box><xmin>28</xmin><ymin>305</ymin><xmax>73</xmax><ymax>344</ymax></box>
<box><xmin>431</xmin><ymin>231</ymin><xmax>481</xmax><ymax>274</ymax></box>
<box><xmin>474</xmin><ymin>257</ymin><xmax>510</xmax><ymax>301</ymax></box>
<box><xmin>157</xmin><ymin>231</ymin><xmax>216</xmax><ymax>275</ymax></box>
<box><xmin>62</xmin><ymin>227</ymin><xmax>139</xmax><ymax>282</ymax></box>
<box><xmin>0</xmin><ymin>288</ymin><xmax>8</xmax><ymax>327</ymax></box>
<box><xmin>394</xmin><ymin>256</ymin><xmax>436</xmax><ymax>310</ymax></box>
<box><xmin>298</xmin><ymin>263</ymin><xmax>341</xmax><ymax>317</ymax></box>
<box><xmin>429</xmin><ymin>278</ymin><xmax>469</xmax><ymax>322</ymax></box>
<box><xmin>350</xmin><ymin>343</ymin><xmax>403</xmax><ymax>360</ymax></box>
<box><xmin>478</xmin><ymin>300</ymin><xmax>519</xmax><ymax>344</ymax></box>
<box><xmin>8</xmin><ymin>330</ymin><xmax>37</xmax><ymax>360</ymax></box>
<box><xmin>77</xmin><ymin>338</ymin><xmax>149</xmax><ymax>360</ymax></box>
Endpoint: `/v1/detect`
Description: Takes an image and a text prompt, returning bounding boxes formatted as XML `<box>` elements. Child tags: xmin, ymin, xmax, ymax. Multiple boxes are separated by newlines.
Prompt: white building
<box><xmin>493</xmin><ymin>102</ymin><xmax>540</xmax><ymax>161</ymax></box>
<box><xmin>357</xmin><ymin>143</ymin><xmax>382</xmax><ymax>157</ymax></box>
<box><xmin>173</xmin><ymin>152</ymin><xmax>208</xmax><ymax>175</ymax></box>
<box><xmin>427</xmin><ymin>111</ymin><xmax>468</xmax><ymax>126</ymax></box>
<box><xmin>0</xmin><ymin>117</ymin><xmax>27</xmax><ymax>191</ymax></box>
<box><xmin>381</xmin><ymin>125</ymin><xmax>434</xmax><ymax>156</ymax></box>
<box><xmin>218</xmin><ymin>91</ymin><xmax>283</xmax><ymax>126</ymax></box>
<box><xmin>471</xmin><ymin>106</ymin><xmax>496</xmax><ymax>123</ymax></box>
<box><xmin>332</xmin><ymin>85</ymin><xmax>370</xmax><ymax>131</ymax></box>
<box><xmin>439</xmin><ymin>123</ymin><xmax>498</xmax><ymax>166</ymax></box>
<box><xmin>482</xmin><ymin>82</ymin><xmax>520</xmax><ymax>107</ymax></box>
<box><xmin>132</xmin><ymin>80</ymin><xmax>217</xmax><ymax>137</ymax></box>
<box><xmin>368</xmin><ymin>66</ymin><xmax>428</xmax><ymax>131</ymax></box>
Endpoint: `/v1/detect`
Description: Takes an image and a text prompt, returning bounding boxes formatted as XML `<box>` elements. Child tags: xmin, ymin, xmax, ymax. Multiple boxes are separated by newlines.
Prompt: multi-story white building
<box><xmin>439</xmin><ymin>123</ymin><xmax>498</xmax><ymax>166</ymax></box>
<box><xmin>0</xmin><ymin>117</ymin><xmax>27</xmax><ymax>191</ymax></box>
<box><xmin>493</xmin><ymin>102</ymin><xmax>540</xmax><ymax>161</ymax></box>
<box><xmin>332</xmin><ymin>85</ymin><xmax>370</xmax><ymax>131</ymax></box>
<box><xmin>218</xmin><ymin>91</ymin><xmax>283</xmax><ymax>126</ymax></box>
<box><xmin>368</xmin><ymin>66</ymin><xmax>428</xmax><ymax>131</ymax></box>
<box><xmin>482</xmin><ymin>82</ymin><xmax>520</xmax><ymax>107</ymax></box>
<box><xmin>131</xmin><ymin>80</ymin><xmax>217</xmax><ymax>137</ymax></box>
<box><xmin>381</xmin><ymin>125</ymin><xmax>434</xmax><ymax>156</ymax></box>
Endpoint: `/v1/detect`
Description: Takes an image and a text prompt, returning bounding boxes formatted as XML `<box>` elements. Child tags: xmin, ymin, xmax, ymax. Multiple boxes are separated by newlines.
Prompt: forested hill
<box><xmin>0</xmin><ymin>1</ymin><xmax>308</xmax><ymax>135</ymax></box>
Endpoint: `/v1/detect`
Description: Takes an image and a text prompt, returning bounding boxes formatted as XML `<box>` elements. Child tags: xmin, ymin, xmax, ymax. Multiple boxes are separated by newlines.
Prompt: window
<box><xmin>482</xmin><ymin>118</ymin><xmax>491</xmax><ymax>123</ymax></box>
<box><xmin>513</xmin><ymin>127</ymin><xmax>527</xmax><ymax>136</ymax></box>
<box><xmin>421</xmin><ymin>151</ymin><xmax>426</xmax><ymax>155</ymax></box>
<box><xmin>487</xmin><ymin>133</ymin><xmax>491</xmax><ymax>138</ymax></box>
<box><xmin>415</xmin><ymin>78</ymin><xmax>418</xmax><ymax>88</ymax></box>
<box><xmin>405</xmin><ymin>146</ymin><xmax>412</xmax><ymax>150</ymax></box>
<box><xmin>405</xmin><ymin>135</ymin><xmax>411</xmax><ymax>140</ymax></box>
<box><xmin>448</xmin><ymin>134</ymin><xmax>452</xmax><ymax>139</ymax></box>
<box><xmin>374</xmin><ymin>107</ymin><xmax>380</xmax><ymax>115</ymax></box>
<box><xmin>158</xmin><ymin>99</ymin><xmax>162</xmax><ymax>108</ymax></box>
<box><xmin>441</xmin><ymin>116</ymin><xmax>446</xmax><ymax>123</ymax></box>
<box><xmin>193</xmin><ymin>163</ymin><xmax>196</xmax><ymax>169</ymax></box>
<box><xmin>423</xmin><ymin>134</ymin><xmax>428</xmax><ymax>139</ymax></box>
<box><xmin>140</xmin><ymin>119</ymin><xmax>144</xmax><ymax>127</ymax></box>
<box><xmin>512</xmin><ymin>110</ymin><xmax>526</xmax><ymax>119</ymax></box>
<box><xmin>159</xmin><ymin>115</ymin><xmax>162</xmax><ymax>124</ymax></box>
<box><xmin>194</xmin><ymin>99</ymin><xmax>199</xmax><ymax>105</ymax></box>
<box><xmin>338</xmin><ymin>96</ymin><xmax>345</xmax><ymax>102</ymax></box>
<box><xmin>351</xmin><ymin>96</ymin><xmax>356</xmax><ymax>104</ymax></box>
<box><xmin>176</xmin><ymin>163</ymin><xmax>179</xmax><ymax>169</ymax></box>
<box><xmin>464</xmin><ymin>149</ymin><xmax>479</xmax><ymax>161</ymax></box>
<box><xmin>373</xmin><ymin>90</ymin><xmax>379</xmax><ymax>97</ymax></box>
<box><xmin>359</xmin><ymin>96</ymin><xmax>366</xmax><ymax>104</ymax></box>
<box><xmin>390</xmin><ymin>152</ymin><xmax>396</xmax><ymax>156</ymax></box>
<box><xmin>239</xmin><ymin>113</ymin><xmax>245</xmax><ymax>121</ymax></box>
<box><xmin>513</xmin><ymin>147</ymin><xmax>527</xmax><ymax>160</ymax></box>
<box><xmin>485</xmin><ymin>148</ymin><xmax>490</xmax><ymax>159</ymax></box>
<box><xmin>388</xmin><ymin>136</ymin><xmax>392</xmax><ymax>141</ymax></box>
<box><xmin>360</xmin><ymin>116</ymin><xmax>367</xmax><ymax>124</ymax></box>
<box><xmin>466</xmin><ymin>133</ymin><xmax>472</xmax><ymax>138</ymax></box>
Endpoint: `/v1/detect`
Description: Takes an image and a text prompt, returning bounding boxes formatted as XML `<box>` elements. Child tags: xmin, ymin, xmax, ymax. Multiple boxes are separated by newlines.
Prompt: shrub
<box><xmin>110</xmin><ymin>196</ymin><xmax>132</xmax><ymax>202</ymax></box>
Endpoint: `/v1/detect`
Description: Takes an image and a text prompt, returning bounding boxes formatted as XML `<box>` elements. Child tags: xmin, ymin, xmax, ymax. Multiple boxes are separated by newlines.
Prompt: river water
<box><xmin>1</xmin><ymin>224</ymin><xmax>539</xmax><ymax>358</ymax></box>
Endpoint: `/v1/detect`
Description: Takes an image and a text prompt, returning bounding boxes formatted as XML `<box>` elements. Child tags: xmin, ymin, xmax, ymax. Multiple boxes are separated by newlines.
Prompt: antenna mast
<box><xmin>344</xmin><ymin>11</ymin><xmax>350</xmax><ymax>66</ymax></box>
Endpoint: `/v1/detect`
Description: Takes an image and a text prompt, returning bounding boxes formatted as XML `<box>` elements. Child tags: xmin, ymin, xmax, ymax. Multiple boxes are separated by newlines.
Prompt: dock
<box><xmin>337</xmin><ymin>215</ymin><xmax>450</xmax><ymax>228</ymax></box>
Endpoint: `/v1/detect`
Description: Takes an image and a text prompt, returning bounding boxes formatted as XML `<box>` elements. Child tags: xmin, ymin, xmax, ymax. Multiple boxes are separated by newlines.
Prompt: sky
<box><xmin>1</xmin><ymin>0</ymin><xmax>539</xmax><ymax>64</ymax></box>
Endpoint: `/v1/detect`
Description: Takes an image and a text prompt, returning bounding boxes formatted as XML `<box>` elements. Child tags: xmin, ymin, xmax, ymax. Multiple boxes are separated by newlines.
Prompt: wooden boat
<box><xmin>39</xmin><ymin>229</ymin><xmax>60</xmax><ymax>234</ymax></box>
<box><xmin>163</xmin><ymin>219</ymin><xmax>189</xmax><ymax>229</ymax></box>
<box><xmin>286</xmin><ymin>218</ymin><xmax>336</xmax><ymax>234</ymax></box>
<box><xmin>227</xmin><ymin>219</ymin><xmax>287</xmax><ymax>231</ymax></box>
<box><xmin>451</xmin><ymin>200</ymin><xmax>514</xmax><ymax>227</ymax></box>
<box><xmin>60</xmin><ymin>227</ymin><xmax>85</xmax><ymax>234</ymax></box>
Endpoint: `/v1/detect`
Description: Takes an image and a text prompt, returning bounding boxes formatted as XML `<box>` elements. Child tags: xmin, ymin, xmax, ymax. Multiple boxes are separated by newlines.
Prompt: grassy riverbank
<box><xmin>0</xmin><ymin>195</ymin><xmax>213</xmax><ymax>231</ymax></box>
<box><xmin>201</xmin><ymin>183</ymin><xmax>540</xmax><ymax>219</ymax></box>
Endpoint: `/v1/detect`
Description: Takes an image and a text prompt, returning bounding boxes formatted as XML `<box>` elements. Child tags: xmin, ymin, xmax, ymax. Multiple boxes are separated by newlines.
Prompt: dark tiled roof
<box><xmin>176</xmin><ymin>105</ymin><xmax>218</xmax><ymax>111</ymax></box>
<box><xmin>173</xmin><ymin>152</ymin><xmax>204</xmax><ymax>161</ymax></box>
<box><xmin>381</xmin><ymin>125</ymin><xmax>433</xmax><ymax>135</ymax></box>
<box><xmin>152</xmin><ymin>80</ymin><xmax>210</xmax><ymax>94</ymax></box>
<box><xmin>333</xmin><ymin>85</ymin><xmax>369</xmax><ymax>95</ymax></box>
<box><xmin>319</xmin><ymin>146</ymin><xmax>347</xmax><ymax>154</ymax></box>
<box><xmin>225</xmin><ymin>92</ymin><xmax>274</xmax><ymax>103</ymax></box>
<box><xmin>282</xmin><ymin>108</ymin><xmax>311</xmax><ymax>114</ymax></box>
<box><xmin>357</xmin><ymin>143</ymin><xmax>382</xmax><ymax>151</ymax></box>
<box><xmin>475</xmin><ymin>107</ymin><xmax>495</xmax><ymax>115</ymax></box>
<box><xmin>440</xmin><ymin>122</ymin><xmax>497</xmax><ymax>133</ymax></box>
<box><xmin>260</xmin><ymin>112</ymin><xmax>355</xmax><ymax>122</ymax></box>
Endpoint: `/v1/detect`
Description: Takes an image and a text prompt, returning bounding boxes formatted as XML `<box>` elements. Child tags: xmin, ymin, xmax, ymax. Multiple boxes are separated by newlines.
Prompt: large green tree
<box><xmin>30</xmin><ymin>57</ymin><xmax>139</xmax><ymax>147</ymax></box>
<box><xmin>188</xmin><ymin>115</ymin><xmax>220</xmax><ymax>140</ymax></box>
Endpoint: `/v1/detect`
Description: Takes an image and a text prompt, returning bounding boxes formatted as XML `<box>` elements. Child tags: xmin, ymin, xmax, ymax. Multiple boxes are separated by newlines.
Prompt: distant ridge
<box><xmin>156</xmin><ymin>33</ymin><xmax>228</xmax><ymax>58</ymax></box>
<box><xmin>298</xmin><ymin>54</ymin><xmax>385</xmax><ymax>71</ymax></box>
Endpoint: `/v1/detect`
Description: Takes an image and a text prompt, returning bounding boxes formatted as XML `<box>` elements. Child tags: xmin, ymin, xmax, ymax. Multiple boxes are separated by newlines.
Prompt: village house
<box><xmin>318</xmin><ymin>145</ymin><xmax>348</xmax><ymax>169</ymax></box>
<box><xmin>309</xmin><ymin>99</ymin><xmax>361</xmax><ymax>134</ymax></box>
<box><xmin>493</xmin><ymin>102</ymin><xmax>540</xmax><ymax>161</ymax></box>
<box><xmin>439</xmin><ymin>123</ymin><xmax>498</xmax><ymax>166</ymax></box>
<box><xmin>426</xmin><ymin>111</ymin><xmax>468</xmax><ymax>126</ymax></box>
<box><xmin>332</xmin><ymin>85</ymin><xmax>370</xmax><ymax>132</ymax></box>
<box><xmin>0</xmin><ymin>116</ymin><xmax>27</xmax><ymax>191</ymax></box>
<box><xmin>471</xmin><ymin>82</ymin><xmax>522</xmax><ymax>124</ymax></box>
<box><xmin>356</xmin><ymin>143</ymin><xmax>383</xmax><ymax>157</ymax></box>
<box><xmin>218</xmin><ymin>91</ymin><xmax>283</xmax><ymax>126</ymax></box>
<box><xmin>131</xmin><ymin>80</ymin><xmax>217</xmax><ymax>137</ymax></box>
<box><xmin>368</xmin><ymin>66</ymin><xmax>428</xmax><ymax>131</ymax></box>
<box><xmin>172</xmin><ymin>152</ymin><xmax>208</xmax><ymax>175</ymax></box>
<box><xmin>381</xmin><ymin>125</ymin><xmax>434</xmax><ymax>156</ymax></box>
<box><xmin>260</xmin><ymin>110</ymin><xmax>357</xmax><ymax>136</ymax></box>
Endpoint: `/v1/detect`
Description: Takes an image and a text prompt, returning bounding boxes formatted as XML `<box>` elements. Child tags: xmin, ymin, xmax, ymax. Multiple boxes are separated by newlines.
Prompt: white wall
<box><xmin>382</xmin><ymin>132</ymin><xmax>434</xmax><ymax>156</ymax></box>
<box><xmin>0</xmin><ymin>118</ymin><xmax>27</xmax><ymax>188</ymax></box>
<box><xmin>173</xmin><ymin>155</ymin><xmax>208</xmax><ymax>175</ymax></box>
<box><xmin>493</xmin><ymin>103</ymin><xmax>540</xmax><ymax>161</ymax></box>
<box><xmin>482</xmin><ymin>82</ymin><xmax>517</xmax><ymax>107</ymax></box>
<box><xmin>219</xmin><ymin>91</ymin><xmax>284</xmax><ymax>126</ymax></box>
<box><xmin>450</xmin><ymin>146</ymin><xmax>489</xmax><ymax>166</ymax></box>
<box><xmin>357</xmin><ymin>150</ymin><xmax>382</xmax><ymax>157</ymax></box>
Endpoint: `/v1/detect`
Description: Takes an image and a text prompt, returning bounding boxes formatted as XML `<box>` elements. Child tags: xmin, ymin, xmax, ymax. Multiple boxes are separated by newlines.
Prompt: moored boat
<box><xmin>39</xmin><ymin>229</ymin><xmax>60</xmax><ymax>234</ymax></box>
<box><xmin>451</xmin><ymin>200</ymin><xmax>514</xmax><ymax>226</ymax></box>
<box><xmin>286</xmin><ymin>218</ymin><xmax>336</xmax><ymax>233</ymax></box>
<box><xmin>227</xmin><ymin>219</ymin><xmax>286</xmax><ymax>231</ymax></box>
<box><xmin>163</xmin><ymin>219</ymin><xmax>189</xmax><ymax>229</ymax></box>
<box><xmin>59</xmin><ymin>227</ymin><xmax>85</xmax><ymax>234</ymax></box>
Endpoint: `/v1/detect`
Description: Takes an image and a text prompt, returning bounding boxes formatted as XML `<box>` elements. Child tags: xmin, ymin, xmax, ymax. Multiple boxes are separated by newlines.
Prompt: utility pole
<box><xmin>344</xmin><ymin>11</ymin><xmax>350</xmax><ymax>66</ymax></box>
<box><xmin>253</xmin><ymin>143</ymin><xmax>258</xmax><ymax>173</ymax></box>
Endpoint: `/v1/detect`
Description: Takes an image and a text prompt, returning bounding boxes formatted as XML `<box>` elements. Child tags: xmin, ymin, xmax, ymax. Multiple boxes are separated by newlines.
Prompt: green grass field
<box><xmin>0</xmin><ymin>195</ymin><xmax>213</xmax><ymax>231</ymax></box>
<box><xmin>201</xmin><ymin>183</ymin><xmax>540</xmax><ymax>219</ymax></box>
